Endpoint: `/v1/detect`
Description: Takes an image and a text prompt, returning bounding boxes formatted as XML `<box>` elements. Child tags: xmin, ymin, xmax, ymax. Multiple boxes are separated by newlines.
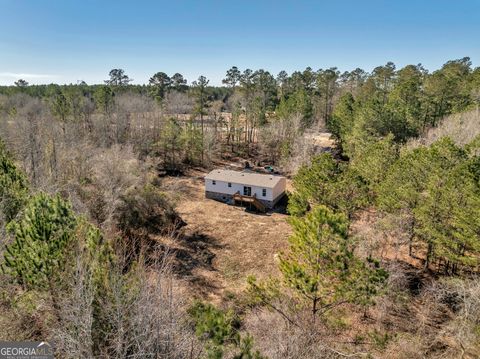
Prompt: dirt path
<box><xmin>161</xmin><ymin>170</ymin><xmax>291</xmax><ymax>302</ymax></box>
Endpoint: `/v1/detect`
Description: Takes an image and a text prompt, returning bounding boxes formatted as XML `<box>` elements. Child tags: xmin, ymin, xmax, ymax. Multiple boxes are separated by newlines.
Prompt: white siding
<box><xmin>205</xmin><ymin>179</ymin><xmax>274</xmax><ymax>201</ymax></box>
<box><xmin>272</xmin><ymin>177</ymin><xmax>287</xmax><ymax>200</ymax></box>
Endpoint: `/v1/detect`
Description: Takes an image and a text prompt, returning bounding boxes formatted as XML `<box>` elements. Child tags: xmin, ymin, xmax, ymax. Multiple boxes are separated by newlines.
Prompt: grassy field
<box><xmin>160</xmin><ymin>169</ymin><xmax>291</xmax><ymax>302</ymax></box>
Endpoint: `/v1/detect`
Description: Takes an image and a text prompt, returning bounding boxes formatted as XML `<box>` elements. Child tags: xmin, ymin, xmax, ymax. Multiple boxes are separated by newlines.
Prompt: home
<box><xmin>204</xmin><ymin>169</ymin><xmax>286</xmax><ymax>211</ymax></box>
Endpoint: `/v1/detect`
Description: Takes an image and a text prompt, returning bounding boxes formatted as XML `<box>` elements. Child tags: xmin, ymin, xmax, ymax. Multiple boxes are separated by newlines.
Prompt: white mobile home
<box><xmin>204</xmin><ymin>169</ymin><xmax>286</xmax><ymax>210</ymax></box>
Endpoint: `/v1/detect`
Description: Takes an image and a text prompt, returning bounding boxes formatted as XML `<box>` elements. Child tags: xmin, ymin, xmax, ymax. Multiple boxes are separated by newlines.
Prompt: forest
<box><xmin>1</xmin><ymin>57</ymin><xmax>480</xmax><ymax>358</ymax></box>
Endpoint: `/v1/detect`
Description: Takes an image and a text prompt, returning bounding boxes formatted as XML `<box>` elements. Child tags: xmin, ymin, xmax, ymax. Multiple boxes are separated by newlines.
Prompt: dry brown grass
<box><xmin>159</xmin><ymin>169</ymin><xmax>291</xmax><ymax>302</ymax></box>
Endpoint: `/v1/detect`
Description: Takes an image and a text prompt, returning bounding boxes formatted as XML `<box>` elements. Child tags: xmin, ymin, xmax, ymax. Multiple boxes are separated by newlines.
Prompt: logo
<box><xmin>0</xmin><ymin>341</ymin><xmax>54</xmax><ymax>359</ymax></box>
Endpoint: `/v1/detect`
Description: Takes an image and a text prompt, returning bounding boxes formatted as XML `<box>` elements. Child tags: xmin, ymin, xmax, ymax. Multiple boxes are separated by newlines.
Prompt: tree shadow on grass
<box><xmin>170</xmin><ymin>231</ymin><xmax>226</xmax><ymax>297</ymax></box>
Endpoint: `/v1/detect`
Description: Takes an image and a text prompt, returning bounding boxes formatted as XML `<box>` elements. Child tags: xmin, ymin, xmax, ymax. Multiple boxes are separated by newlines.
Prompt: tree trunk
<box><xmin>424</xmin><ymin>242</ymin><xmax>433</xmax><ymax>271</ymax></box>
<box><xmin>48</xmin><ymin>277</ymin><xmax>62</xmax><ymax>323</ymax></box>
<box><xmin>200</xmin><ymin>112</ymin><xmax>204</xmax><ymax>164</ymax></box>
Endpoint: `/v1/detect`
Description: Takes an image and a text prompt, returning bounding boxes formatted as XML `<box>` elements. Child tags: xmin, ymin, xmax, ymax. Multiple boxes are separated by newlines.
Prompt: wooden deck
<box><xmin>232</xmin><ymin>192</ymin><xmax>267</xmax><ymax>213</ymax></box>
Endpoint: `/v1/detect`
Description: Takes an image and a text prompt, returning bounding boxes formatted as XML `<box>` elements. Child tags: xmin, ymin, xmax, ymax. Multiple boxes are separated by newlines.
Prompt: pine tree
<box><xmin>378</xmin><ymin>137</ymin><xmax>472</xmax><ymax>266</ymax></box>
<box><xmin>249</xmin><ymin>205</ymin><xmax>387</xmax><ymax>323</ymax></box>
<box><xmin>188</xmin><ymin>301</ymin><xmax>265</xmax><ymax>359</ymax></box>
<box><xmin>289</xmin><ymin>153</ymin><xmax>340</xmax><ymax>213</ymax></box>
<box><xmin>148</xmin><ymin>71</ymin><xmax>172</xmax><ymax>101</ymax></box>
<box><xmin>414</xmin><ymin>160</ymin><xmax>480</xmax><ymax>272</ymax></box>
<box><xmin>288</xmin><ymin>153</ymin><xmax>368</xmax><ymax>217</ymax></box>
<box><xmin>183</xmin><ymin>119</ymin><xmax>203</xmax><ymax>165</ymax></box>
<box><xmin>328</xmin><ymin>92</ymin><xmax>355</xmax><ymax>145</ymax></box>
<box><xmin>0</xmin><ymin>140</ymin><xmax>29</xmax><ymax>223</ymax></box>
<box><xmin>282</xmin><ymin>205</ymin><xmax>387</xmax><ymax>318</ymax></box>
<box><xmin>157</xmin><ymin>118</ymin><xmax>184</xmax><ymax>173</ymax></box>
<box><xmin>191</xmin><ymin>75</ymin><xmax>210</xmax><ymax>163</ymax></box>
<box><xmin>280</xmin><ymin>205</ymin><xmax>351</xmax><ymax>319</ymax></box>
<box><xmin>94</xmin><ymin>85</ymin><xmax>115</xmax><ymax>114</ymax></box>
<box><xmin>105</xmin><ymin>69</ymin><xmax>132</xmax><ymax>86</ymax></box>
<box><xmin>49</xmin><ymin>89</ymin><xmax>71</xmax><ymax>134</ymax></box>
<box><xmin>275</xmin><ymin>89</ymin><xmax>313</xmax><ymax>127</ymax></box>
<box><xmin>189</xmin><ymin>301</ymin><xmax>239</xmax><ymax>359</ymax></box>
<box><xmin>2</xmin><ymin>193</ymin><xmax>77</xmax><ymax>289</ymax></box>
<box><xmin>349</xmin><ymin>134</ymin><xmax>398</xmax><ymax>195</ymax></box>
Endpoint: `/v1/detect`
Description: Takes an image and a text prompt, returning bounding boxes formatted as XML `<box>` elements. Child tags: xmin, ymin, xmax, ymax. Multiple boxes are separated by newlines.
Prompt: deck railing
<box><xmin>233</xmin><ymin>192</ymin><xmax>266</xmax><ymax>212</ymax></box>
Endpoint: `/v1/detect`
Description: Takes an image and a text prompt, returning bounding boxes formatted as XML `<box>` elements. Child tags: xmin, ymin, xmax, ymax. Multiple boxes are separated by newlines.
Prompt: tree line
<box><xmin>1</xmin><ymin>57</ymin><xmax>480</xmax><ymax>357</ymax></box>
<box><xmin>2</xmin><ymin>57</ymin><xmax>478</xmax><ymax>167</ymax></box>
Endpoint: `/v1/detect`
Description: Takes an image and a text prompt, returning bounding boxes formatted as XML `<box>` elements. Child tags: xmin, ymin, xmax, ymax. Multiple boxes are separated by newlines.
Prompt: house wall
<box><xmin>205</xmin><ymin>179</ymin><xmax>274</xmax><ymax>201</ymax></box>
<box><xmin>272</xmin><ymin>177</ymin><xmax>287</xmax><ymax>201</ymax></box>
<box><xmin>206</xmin><ymin>191</ymin><xmax>282</xmax><ymax>209</ymax></box>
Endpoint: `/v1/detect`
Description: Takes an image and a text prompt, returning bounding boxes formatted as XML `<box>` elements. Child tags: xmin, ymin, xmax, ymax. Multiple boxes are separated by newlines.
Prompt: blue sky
<box><xmin>0</xmin><ymin>0</ymin><xmax>479</xmax><ymax>86</ymax></box>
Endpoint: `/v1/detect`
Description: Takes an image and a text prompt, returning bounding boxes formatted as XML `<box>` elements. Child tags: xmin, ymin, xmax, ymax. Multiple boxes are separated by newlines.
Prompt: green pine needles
<box><xmin>249</xmin><ymin>205</ymin><xmax>388</xmax><ymax>322</ymax></box>
<box><xmin>188</xmin><ymin>301</ymin><xmax>265</xmax><ymax>359</ymax></box>
<box><xmin>2</xmin><ymin>193</ymin><xmax>77</xmax><ymax>289</ymax></box>
<box><xmin>0</xmin><ymin>140</ymin><xmax>29</xmax><ymax>223</ymax></box>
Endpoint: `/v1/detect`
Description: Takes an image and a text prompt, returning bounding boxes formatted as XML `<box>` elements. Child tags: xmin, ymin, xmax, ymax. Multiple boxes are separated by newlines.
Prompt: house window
<box><xmin>228</xmin><ymin>182</ymin><xmax>232</xmax><ymax>187</ymax></box>
<box><xmin>212</xmin><ymin>180</ymin><xmax>216</xmax><ymax>185</ymax></box>
<box><xmin>262</xmin><ymin>189</ymin><xmax>267</xmax><ymax>197</ymax></box>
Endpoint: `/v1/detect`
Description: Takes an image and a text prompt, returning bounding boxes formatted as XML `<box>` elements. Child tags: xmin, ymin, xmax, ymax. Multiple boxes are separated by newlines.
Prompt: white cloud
<box><xmin>0</xmin><ymin>72</ymin><xmax>56</xmax><ymax>79</ymax></box>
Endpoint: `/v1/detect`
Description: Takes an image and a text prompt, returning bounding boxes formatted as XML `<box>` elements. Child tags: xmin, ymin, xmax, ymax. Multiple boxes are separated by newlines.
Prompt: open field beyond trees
<box><xmin>1</xmin><ymin>58</ymin><xmax>480</xmax><ymax>358</ymax></box>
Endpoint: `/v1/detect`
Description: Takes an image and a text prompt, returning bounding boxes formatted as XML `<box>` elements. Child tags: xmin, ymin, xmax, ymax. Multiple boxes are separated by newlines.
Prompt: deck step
<box><xmin>233</xmin><ymin>193</ymin><xmax>266</xmax><ymax>212</ymax></box>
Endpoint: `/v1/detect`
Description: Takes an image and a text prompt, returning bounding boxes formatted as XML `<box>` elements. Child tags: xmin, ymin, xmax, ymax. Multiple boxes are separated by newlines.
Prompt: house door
<box><xmin>243</xmin><ymin>186</ymin><xmax>252</xmax><ymax>196</ymax></box>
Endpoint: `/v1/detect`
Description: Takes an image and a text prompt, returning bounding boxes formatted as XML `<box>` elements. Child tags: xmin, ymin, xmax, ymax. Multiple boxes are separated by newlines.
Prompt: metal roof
<box><xmin>205</xmin><ymin>169</ymin><xmax>285</xmax><ymax>188</ymax></box>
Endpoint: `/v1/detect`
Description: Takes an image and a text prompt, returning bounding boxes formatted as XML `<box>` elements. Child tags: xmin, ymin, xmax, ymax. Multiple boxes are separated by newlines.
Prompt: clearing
<box><xmin>160</xmin><ymin>169</ymin><xmax>291</xmax><ymax>302</ymax></box>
